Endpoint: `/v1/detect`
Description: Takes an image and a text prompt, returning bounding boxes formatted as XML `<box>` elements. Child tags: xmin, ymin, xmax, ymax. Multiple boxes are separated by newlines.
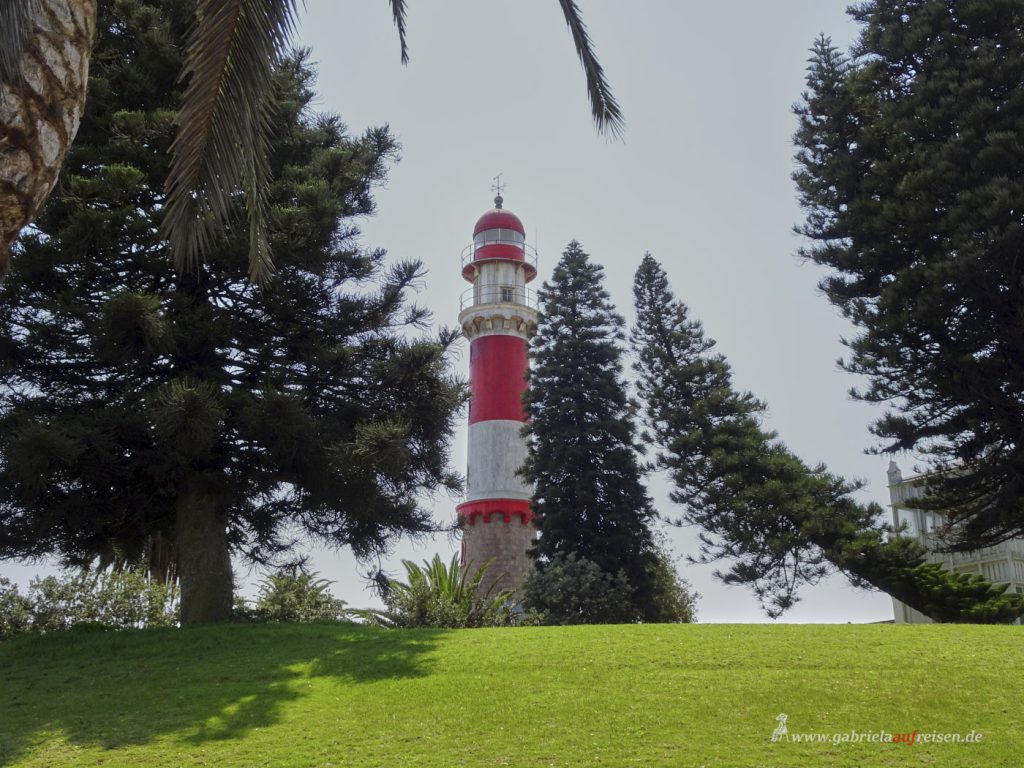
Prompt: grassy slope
<box><xmin>0</xmin><ymin>623</ymin><xmax>1020</xmax><ymax>767</ymax></box>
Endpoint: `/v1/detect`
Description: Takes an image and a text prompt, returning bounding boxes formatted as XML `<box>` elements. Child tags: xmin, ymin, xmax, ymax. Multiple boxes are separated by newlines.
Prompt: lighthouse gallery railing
<box><xmin>459</xmin><ymin>285</ymin><xmax>539</xmax><ymax>311</ymax></box>
<box><xmin>460</xmin><ymin>239</ymin><xmax>539</xmax><ymax>274</ymax></box>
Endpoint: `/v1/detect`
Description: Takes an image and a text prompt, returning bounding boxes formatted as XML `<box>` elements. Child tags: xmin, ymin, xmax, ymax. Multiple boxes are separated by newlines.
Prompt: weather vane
<box><xmin>491</xmin><ymin>174</ymin><xmax>505</xmax><ymax>208</ymax></box>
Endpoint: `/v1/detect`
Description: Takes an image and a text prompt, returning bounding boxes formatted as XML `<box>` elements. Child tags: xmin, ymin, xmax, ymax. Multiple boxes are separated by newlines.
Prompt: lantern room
<box><xmin>460</xmin><ymin>195</ymin><xmax>538</xmax><ymax>311</ymax></box>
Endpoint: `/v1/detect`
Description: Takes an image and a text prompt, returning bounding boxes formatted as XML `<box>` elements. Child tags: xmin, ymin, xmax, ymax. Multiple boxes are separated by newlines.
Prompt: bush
<box><xmin>523</xmin><ymin>553</ymin><xmax>637</xmax><ymax>625</ymax></box>
<box><xmin>646</xmin><ymin>544</ymin><xmax>699</xmax><ymax>623</ymax></box>
<box><xmin>524</xmin><ymin>546</ymin><xmax>699</xmax><ymax>625</ymax></box>
<box><xmin>365</xmin><ymin>554</ymin><xmax>516</xmax><ymax>629</ymax></box>
<box><xmin>250</xmin><ymin>569</ymin><xmax>350</xmax><ymax>623</ymax></box>
<box><xmin>0</xmin><ymin>569</ymin><xmax>179</xmax><ymax>639</ymax></box>
<box><xmin>0</xmin><ymin>578</ymin><xmax>33</xmax><ymax>640</ymax></box>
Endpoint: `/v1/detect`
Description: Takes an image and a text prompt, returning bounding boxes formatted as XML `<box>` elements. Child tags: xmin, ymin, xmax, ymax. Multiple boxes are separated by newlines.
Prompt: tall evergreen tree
<box><xmin>522</xmin><ymin>241</ymin><xmax>659</xmax><ymax>623</ymax></box>
<box><xmin>633</xmin><ymin>254</ymin><xmax>1024</xmax><ymax>622</ymax></box>
<box><xmin>0</xmin><ymin>0</ymin><xmax>463</xmax><ymax>624</ymax></box>
<box><xmin>632</xmin><ymin>254</ymin><xmax>829</xmax><ymax>615</ymax></box>
<box><xmin>793</xmin><ymin>3</ymin><xmax>1024</xmax><ymax>550</ymax></box>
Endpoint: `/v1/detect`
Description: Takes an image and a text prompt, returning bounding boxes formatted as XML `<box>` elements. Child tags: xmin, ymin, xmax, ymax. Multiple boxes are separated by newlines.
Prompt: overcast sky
<box><xmin>3</xmin><ymin>1</ymin><xmax>913</xmax><ymax>622</ymax></box>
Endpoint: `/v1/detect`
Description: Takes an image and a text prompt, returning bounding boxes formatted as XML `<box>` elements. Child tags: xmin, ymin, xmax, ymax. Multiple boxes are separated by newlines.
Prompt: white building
<box><xmin>887</xmin><ymin>461</ymin><xmax>1024</xmax><ymax>624</ymax></box>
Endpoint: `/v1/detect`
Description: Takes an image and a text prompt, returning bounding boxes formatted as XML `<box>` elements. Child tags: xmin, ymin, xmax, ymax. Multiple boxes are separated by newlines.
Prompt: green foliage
<box><xmin>163</xmin><ymin>0</ymin><xmax>302</xmax><ymax>281</ymax></box>
<box><xmin>792</xmin><ymin>3</ymin><xmax>1024</xmax><ymax>550</ymax></box>
<box><xmin>366</xmin><ymin>554</ymin><xmax>515</xmax><ymax>629</ymax></box>
<box><xmin>525</xmin><ymin>544</ymin><xmax>698</xmax><ymax>625</ymax></box>
<box><xmin>523</xmin><ymin>553</ymin><xmax>636</xmax><ymax>625</ymax></box>
<box><xmin>0</xmin><ymin>0</ymin><xmax>464</xmax><ymax>621</ymax></box>
<box><xmin>645</xmin><ymin>541</ymin><xmax>699</xmax><ymax>624</ymax></box>
<box><xmin>829</xmin><ymin>533</ymin><xmax>1024</xmax><ymax>624</ymax></box>
<box><xmin>632</xmin><ymin>254</ymin><xmax>1024</xmax><ymax>623</ymax></box>
<box><xmin>523</xmin><ymin>241</ymin><xmax>661</xmax><ymax>623</ymax></box>
<box><xmin>912</xmin><ymin>567</ymin><xmax>1024</xmax><ymax>624</ymax></box>
<box><xmin>0</xmin><ymin>578</ymin><xmax>32</xmax><ymax>640</ymax></box>
<box><xmin>250</xmin><ymin>569</ymin><xmax>350</xmax><ymax>624</ymax></box>
<box><xmin>0</xmin><ymin>570</ymin><xmax>179</xmax><ymax>639</ymax></box>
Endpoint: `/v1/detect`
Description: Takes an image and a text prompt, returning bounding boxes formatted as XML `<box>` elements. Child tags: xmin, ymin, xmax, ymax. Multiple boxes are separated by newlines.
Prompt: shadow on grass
<box><xmin>0</xmin><ymin>622</ymin><xmax>446</xmax><ymax>764</ymax></box>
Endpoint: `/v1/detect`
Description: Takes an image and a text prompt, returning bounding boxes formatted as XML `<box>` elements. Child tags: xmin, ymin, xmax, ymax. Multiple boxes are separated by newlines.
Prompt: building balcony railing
<box><xmin>460</xmin><ymin>239</ymin><xmax>538</xmax><ymax>274</ymax></box>
<box><xmin>459</xmin><ymin>286</ymin><xmax>539</xmax><ymax>311</ymax></box>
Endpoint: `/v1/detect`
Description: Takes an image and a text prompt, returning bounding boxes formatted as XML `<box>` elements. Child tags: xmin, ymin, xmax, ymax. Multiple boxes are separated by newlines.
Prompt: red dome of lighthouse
<box><xmin>473</xmin><ymin>206</ymin><xmax>524</xmax><ymax>237</ymax></box>
<box><xmin>462</xmin><ymin>194</ymin><xmax>536</xmax><ymax>282</ymax></box>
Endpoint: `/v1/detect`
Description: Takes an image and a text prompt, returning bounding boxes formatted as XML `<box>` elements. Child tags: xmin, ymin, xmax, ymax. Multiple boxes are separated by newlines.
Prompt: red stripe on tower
<box><xmin>468</xmin><ymin>335</ymin><xmax>528</xmax><ymax>423</ymax></box>
<box><xmin>457</xmin><ymin>498</ymin><xmax>532</xmax><ymax>525</ymax></box>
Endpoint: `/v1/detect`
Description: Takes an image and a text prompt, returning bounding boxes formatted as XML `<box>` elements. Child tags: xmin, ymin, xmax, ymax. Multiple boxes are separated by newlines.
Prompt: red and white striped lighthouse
<box><xmin>456</xmin><ymin>190</ymin><xmax>538</xmax><ymax>594</ymax></box>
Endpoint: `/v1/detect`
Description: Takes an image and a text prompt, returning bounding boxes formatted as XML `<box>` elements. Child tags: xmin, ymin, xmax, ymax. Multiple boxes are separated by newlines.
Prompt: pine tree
<box><xmin>632</xmin><ymin>254</ymin><xmax>830</xmax><ymax>615</ymax></box>
<box><xmin>632</xmin><ymin>254</ymin><xmax>1024</xmax><ymax>622</ymax></box>
<box><xmin>0</xmin><ymin>0</ymin><xmax>464</xmax><ymax>624</ymax></box>
<box><xmin>793</xmin><ymin>3</ymin><xmax>1024</xmax><ymax>550</ymax></box>
<box><xmin>522</xmin><ymin>241</ymin><xmax>659</xmax><ymax>623</ymax></box>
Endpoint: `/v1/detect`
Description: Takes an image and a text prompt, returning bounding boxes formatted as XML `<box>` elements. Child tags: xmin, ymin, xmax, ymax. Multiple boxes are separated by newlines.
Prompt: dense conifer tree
<box><xmin>522</xmin><ymin>241</ymin><xmax>661</xmax><ymax>622</ymax></box>
<box><xmin>0</xmin><ymin>0</ymin><xmax>463</xmax><ymax>624</ymax></box>
<box><xmin>633</xmin><ymin>254</ymin><xmax>1024</xmax><ymax>622</ymax></box>
<box><xmin>793</xmin><ymin>2</ymin><xmax>1024</xmax><ymax>550</ymax></box>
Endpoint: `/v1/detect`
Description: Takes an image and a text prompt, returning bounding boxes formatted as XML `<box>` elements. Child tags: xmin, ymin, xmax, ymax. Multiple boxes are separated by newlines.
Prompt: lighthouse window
<box><xmin>500</xmin><ymin>286</ymin><xmax>514</xmax><ymax>303</ymax></box>
<box><xmin>474</xmin><ymin>229</ymin><xmax>525</xmax><ymax>247</ymax></box>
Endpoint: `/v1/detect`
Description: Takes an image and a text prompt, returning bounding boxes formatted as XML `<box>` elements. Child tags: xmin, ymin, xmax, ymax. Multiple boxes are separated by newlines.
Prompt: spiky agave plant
<box><xmin>366</xmin><ymin>554</ymin><xmax>515</xmax><ymax>629</ymax></box>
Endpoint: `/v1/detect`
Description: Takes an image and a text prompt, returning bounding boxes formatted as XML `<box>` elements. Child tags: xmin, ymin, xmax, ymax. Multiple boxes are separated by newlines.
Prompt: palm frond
<box><xmin>387</xmin><ymin>0</ymin><xmax>409</xmax><ymax>65</ymax></box>
<box><xmin>163</xmin><ymin>0</ymin><xmax>300</xmax><ymax>283</ymax></box>
<box><xmin>0</xmin><ymin>0</ymin><xmax>41</xmax><ymax>83</ymax></box>
<box><xmin>557</xmin><ymin>0</ymin><xmax>624</xmax><ymax>140</ymax></box>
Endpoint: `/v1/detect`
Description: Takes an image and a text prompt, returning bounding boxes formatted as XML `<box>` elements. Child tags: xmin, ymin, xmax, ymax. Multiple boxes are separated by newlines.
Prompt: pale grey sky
<box><xmin>2</xmin><ymin>2</ymin><xmax>908</xmax><ymax>622</ymax></box>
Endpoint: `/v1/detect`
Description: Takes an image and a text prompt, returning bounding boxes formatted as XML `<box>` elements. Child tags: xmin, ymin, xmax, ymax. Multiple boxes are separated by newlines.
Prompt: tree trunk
<box><xmin>147</xmin><ymin>531</ymin><xmax>178</xmax><ymax>585</ymax></box>
<box><xmin>0</xmin><ymin>0</ymin><xmax>96</xmax><ymax>278</ymax></box>
<box><xmin>175</xmin><ymin>481</ymin><xmax>233</xmax><ymax>624</ymax></box>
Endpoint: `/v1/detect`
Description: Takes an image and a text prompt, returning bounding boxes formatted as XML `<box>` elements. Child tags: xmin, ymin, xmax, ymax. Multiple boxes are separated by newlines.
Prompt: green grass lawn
<box><xmin>0</xmin><ymin>622</ymin><xmax>1020</xmax><ymax>767</ymax></box>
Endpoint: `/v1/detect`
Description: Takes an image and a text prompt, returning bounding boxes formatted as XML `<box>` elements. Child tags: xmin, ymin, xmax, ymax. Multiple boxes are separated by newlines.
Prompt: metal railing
<box><xmin>460</xmin><ymin>239</ymin><xmax>538</xmax><ymax>273</ymax></box>
<box><xmin>460</xmin><ymin>285</ymin><xmax>539</xmax><ymax>311</ymax></box>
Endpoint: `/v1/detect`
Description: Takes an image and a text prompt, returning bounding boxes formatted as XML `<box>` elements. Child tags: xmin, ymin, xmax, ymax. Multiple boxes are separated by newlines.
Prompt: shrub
<box><xmin>251</xmin><ymin>569</ymin><xmax>350</xmax><ymax>623</ymax></box>
<box><xmin>525</xmin><ymin>546</ymin><xmax>699</xmax><ymax>625</ymax></box>
<box><xmin>0</xmin><ymin>578</ymin><xmax>33</xmax><ymax>640</ymax></box>
<box><xmin>646</xmin><ymin>544</ymin><xmax>699</xmax><ymax>623</ymax></box>
<box><xmin>0</xmin><ymin>569</ymin><xmax>179</xmax><ymax>639</ymax></box>
<box><xmin>523</xmin><ymin>553</ymin><xmax>637</xmax><ymax>625</ymax></box>
<box><xmin>366</xmin><ymin>554</ymin><xmax>516</xmax><ymax>628</ymax></box>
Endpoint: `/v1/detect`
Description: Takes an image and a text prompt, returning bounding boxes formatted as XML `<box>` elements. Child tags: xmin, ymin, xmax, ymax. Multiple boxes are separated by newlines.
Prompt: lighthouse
<box><xmin>456</xmin><ymin>188</ymin><xmax>538</xmax><ymax>595</ymax></box>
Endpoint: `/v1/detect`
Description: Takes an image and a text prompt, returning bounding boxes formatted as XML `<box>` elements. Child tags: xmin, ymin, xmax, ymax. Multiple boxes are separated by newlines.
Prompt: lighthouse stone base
<box><xmin>462</xmin><ymin>518</ymin><xmax>535</xmax><ymax>598</ymax></box>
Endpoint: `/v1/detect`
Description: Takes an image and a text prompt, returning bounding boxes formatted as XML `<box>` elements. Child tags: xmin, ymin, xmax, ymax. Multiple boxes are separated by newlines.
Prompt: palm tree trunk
<box><xmin>0</xmin><ymin>0</ymin><xmax>96</xmax><ymax>278</ymax></box>
<box><xmin>175</xmin><ymin>479</ymin><xmax>233</xmax><ymax>624</ymax></box>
